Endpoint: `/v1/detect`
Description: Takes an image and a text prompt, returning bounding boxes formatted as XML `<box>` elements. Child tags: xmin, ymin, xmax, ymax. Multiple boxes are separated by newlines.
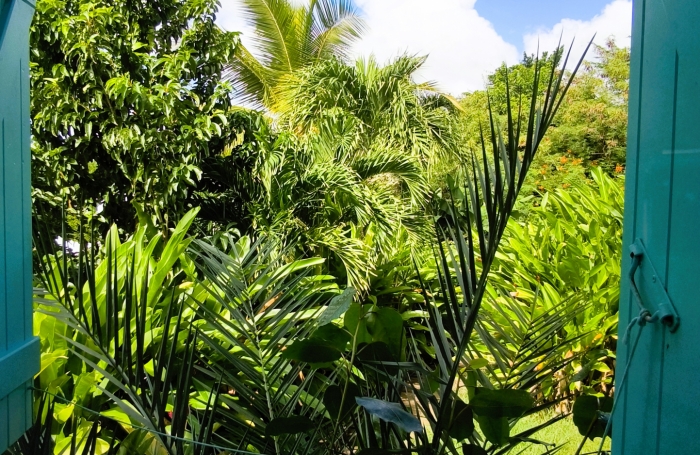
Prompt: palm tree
<box><xmin>277</xmin><ymin>55</ymin><xmax>462</xmax><ymax>168</ymax></box>
<box><xmin>251</xmin><ymin>55</ymin><xmax>462</xmax><ymax>291</ymax></box>
<box><xmin>226</xmin><ymin>0</ymin><xmax>365</xmax><ymax>107</ymax></box>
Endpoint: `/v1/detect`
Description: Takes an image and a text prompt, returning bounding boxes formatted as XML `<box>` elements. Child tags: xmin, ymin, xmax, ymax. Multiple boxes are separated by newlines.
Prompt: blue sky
<box><xmin>217</xmin><ymin>0</ymin><xmax>632</xmax><ymax>95</ymax></box>
<box><xmin>474</xmin><ymin>0</ymin><xmax>616</xmax><ymax>52</ymax></box>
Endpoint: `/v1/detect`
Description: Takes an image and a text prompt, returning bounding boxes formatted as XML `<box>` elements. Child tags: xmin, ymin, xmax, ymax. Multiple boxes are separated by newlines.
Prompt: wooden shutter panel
<box><xmin>614</xmin><ymin>0</ymin><xmax>700</xmax><ymax>454</ymax></box>
<box><xmin>0</xmin><ymin>0</ymin><xmax>38</xmax><ymax>451</ymax></box>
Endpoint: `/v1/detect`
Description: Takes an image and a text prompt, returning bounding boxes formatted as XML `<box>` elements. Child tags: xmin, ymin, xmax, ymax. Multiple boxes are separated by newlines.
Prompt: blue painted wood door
<box><xmin>0</xmin><ymin>0</ymin><xmax>38</xmax><ymax>450</ymax></box>
<box><xmin>613</xmin><ymin>0</ymin><xmax>700</xmax><ymax>453</ymax></box>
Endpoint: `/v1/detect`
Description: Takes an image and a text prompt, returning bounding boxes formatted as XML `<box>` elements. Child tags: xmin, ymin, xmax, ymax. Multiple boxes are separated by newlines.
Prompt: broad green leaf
<box><xmin>311</xmin><ymin>324</ymin><xmax>352</xmax><ymax>352</ymax></box>
<box><xmin>56</xmin><ymin>403</ymin><xmax>75</xmax><ymax>424</ymax></box>
<box><xmin>357</xmin><ymin>341</ymin><xmax>395</xmax><ymax>361</ymax></box>
<box><xmin>344</xmin><ymin>303</ymin><xmax>372</xmax><ymax>344</ymax></box>
<box><xmin>462</xmin><ymin>444</ymin><xmax>488</xmax><ymax>455</ymax></box>
<box><xmin>572</xmin><ymin>395</ymin><xmax>613</xmax><ymax>439</ymax></box>
<box><xmin>266</xmin><ymin>416</ymin><xmax>315</xmax><ymax>436</ymax></box>
<box><xmin>448</xmin><ymin>399</ymin><xmax>475</xmax><ymax>441</ymax></box>
<box><xmin>147</xmin><ymin>207</ymin><xmax>199</xmax><ymax>306</ymax></box>
<box><xmin>102</xmin><ymin>407</ymin><xmax>137</xmax><ymax>426</ymax></box>
<box><xmin>470</xmin><ymin>388</ymin><xmax>533</xmax><ymax>418</ymax></box>
<box><xmin>318</xmin><ymin>287</ymin><xmax>355</xmax><ymax>326</ymax></box>
<box><xmin>365</xmin><ymin>307</ymin><xmax>404</xmax><ymax>360</ymax></box>
<box><xmin>476</xmin><ymin>415</ymin><xmax>509</xmax><ymax>446</ymax></box>
<box><xmin>282</xmin><ymin>339</ymin><xmax>342</xmax><ymax>364</ymax></box>
<box><xmin>355</xmin><ymin>397</ymin><xmax>423</xmax><ymax>433</ymax></box>
<box><xmin>324</xmin><ymin>383</ymin><xmax>360</xmax><ymax>421</ymax></box>
<box><xmin>38</xmin><ymin>351</ymin><xmax>67</xmax><ymax>377</ymax></box>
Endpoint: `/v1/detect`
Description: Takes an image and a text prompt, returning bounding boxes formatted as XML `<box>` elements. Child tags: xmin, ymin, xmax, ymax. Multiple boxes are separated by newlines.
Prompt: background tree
<box><xmin>30</xmin><ymin>0</ymin><xmax>245</xmax><ymax>235</ymax></box>
<box><xmin>546</xmin><ymin>39</ymin><xmax>630</xmax><ymax>173</ymax></box>
<box><xmin>457</xmin><ymin>40</ymin><xmax>629</xmax><ymax>200</ymax></box>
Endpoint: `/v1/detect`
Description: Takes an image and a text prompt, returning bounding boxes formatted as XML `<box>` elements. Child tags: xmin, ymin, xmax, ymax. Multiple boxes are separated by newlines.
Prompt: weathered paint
<box><xmin>614</xmin><ymin>0</ymin><xmax>700</xmax><ymax>453</ymax></box>
<box><xmin>0</xmin><ymin>0</ymin><xmax>38</xmax><ymax>450</ymax></box>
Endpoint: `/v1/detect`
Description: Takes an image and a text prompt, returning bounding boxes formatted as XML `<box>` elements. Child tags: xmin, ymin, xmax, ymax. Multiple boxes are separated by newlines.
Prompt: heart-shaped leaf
<box><xmin>324</xmin><ymin>383</ymin><xmax>360</xmax><ymax>421</ymax></box>
<box><xmin>470</xmin><ymin>388</ymin><xmax>533</xmax><ymax>418</ymax></box>
<box><xmin>282</xmin><ymin>339</ymin><xmax>342</xmax><ymax>364</ymax></box>
<box><xmin>356</xmin><ymin>342</ymin><xmax>399</xmax><ymax>376</ymax></box>
<box><xmin>476</xmin><ymin>415</ymin><xmax>509</xmax><ymax>446</ymax></box>
<box><xmin>572</xmin><ymin>395</ymin><xmax>613</xmax><ymax>439</ymax></box>
<box><xmin>318</xmin><ymin>288</ymin><xmax>355</xmax><ymax>326</ymax></box>
<box><xmin>448</xmin><ymin>399</ymin><xmax>475</xmax><ymax>441</ymax></box>
<box><xmin>266</xmin><ymin>416</ymin><xmax>314</xmax><ymax>436</ymax></box>
<box><xmin>311</xmin><ymin>324</ymin><xmax>352</xmax><ymax>352</ymax></box>
<box><xmin>344</xmin><ymin>303</ymin><xmax>373</xmax><ymax>345</ymax></box>
<box><xmin>365</xmin><ymin>307</ymin><xmax>404</xmax><ymax>360</ymax></box>
<box><xmin>462</xmin><ymin>444</ymin><xmax>488</xmax><ymax>455</ymax></box>
<box><xmin>356</xmin><ymin>397</ymin><xmax>423</xmax><ymax>433</ymax></box>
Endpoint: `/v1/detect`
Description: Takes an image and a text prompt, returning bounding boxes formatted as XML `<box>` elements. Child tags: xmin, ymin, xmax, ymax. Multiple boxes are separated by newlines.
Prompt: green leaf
<box><xmin>365</xmin><ymin>307</ymin><xmax>404</xmax><ymax>360</ymax></box>
<box><xmin>462</xmin><ymin>444</ymin><xmax>488</xmax><ymax>455</ymax></box>
<box><xmin>470</xmin><ymin>388</ymin><xmax>534</xmax><ymax>418</ymax></box>
<box><xmin>476</xmin><ymin>415</ymin><xmax>509</xmax><ymax>446</ymax></box>
<box><xmin>38</xmin><ymin>351</ymin><xmax>67</xmax><ymax>377</ymax></box>
<box><xmin>282</xmin><ymin>339</ymin><xmax>342</xmax><ymax>364</ymax></box>
<box><xmin>468</xmin><ymin>358</ymin><xmax>489</xmax><ymax>370</ymax></box>
<box><xmin>265</xmin><ymin>416</ymin><xmax>315</xmax><ymax>437</ymax></box>
<box><xmin>324</xmin><ymin>383</ymin><xmax>360</xmax><ymax>421</ymax></box>
<box><xmin>448</xmin><ymin>399</ymin><xmax>475</xmax><ymax>441</ymax></box>
<box><xmin>572</xmin><ymin>395</ymin><xmax>613</xmax><ymax>440</ymax></box>
<box><xmin>344</xmin><ymin>303</ymin><xmax>372</xmax><ymax>344</ymax></box>
<box><xmin>311</xmin><ymin>324</ymin><xmax>352</xmax><ymax>352</ymax></box>
<box><xmin>355</xmin><ymin>397</ymin><xmax>423</xmax><ymax>433</ymax></box>
<box><xmin>356</xmin><ymin>342</ymin><xmax>399</xmax><ymax>375</ymax></box>
<box><xmin>357</xmin><ymin>341</ymin><xmax>395</xmax><ymax>362</ymax></box>
<box><xmin>318</xmin><ymin>287</ymin><xmax>355</xmax><ymax>326</ymax></box>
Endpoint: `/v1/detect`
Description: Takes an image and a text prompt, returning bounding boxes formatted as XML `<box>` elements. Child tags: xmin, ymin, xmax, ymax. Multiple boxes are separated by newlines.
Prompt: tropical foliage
<box><xmin>30</xmin><ymin>0</ymin><xmax>245</xmax><ymax>234</ymax></box>
<box><xmin>250</xmin><ymin>55</ymin><xmax>461</xmax><ymax>290</ymax></box>
<box><xmin>8</xmin><ymin>0</ymin><xmax>632</xmax><ymax>454</ymax></box>
<box><xmin>225</xmin><ymin>0</ymin><xmax>365</xmax><ymax>107</ymax></box>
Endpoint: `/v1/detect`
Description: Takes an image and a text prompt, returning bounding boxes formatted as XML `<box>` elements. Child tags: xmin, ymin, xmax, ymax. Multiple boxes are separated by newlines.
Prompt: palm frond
<box><xmin>226</xmin><ymin>43</ymin><xmax>275</xmax><ymax>107</ymax></box>
<box><xmin>240</xmin><ymin>0</ymin><xmax>299</xmax><ymax>72</ymax></box>
<box><xmin>411</xmin><ymin>39</ymin><xmax>594</xmax><ymax>453</ymax></box>
<box><xmin>187</xmin><ymin>235</ymin><xmax>337</xmax><ymax>452</ymax></box>
<box><xmin>308</xmin><ymin>0</ymin><xmax>365</xmax><ymax>61</ymax></box>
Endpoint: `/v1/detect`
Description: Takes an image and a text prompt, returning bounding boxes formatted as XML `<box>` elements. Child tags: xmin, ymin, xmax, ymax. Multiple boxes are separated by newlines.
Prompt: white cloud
<box><xmin>215</xmin><ymin>0</ymin><xmax>633</xmax><ymax>96</ymax></box>
<box><xmin>351</xmin><ymin>0</ymin><xmax>519</xmax><ymax>95</ymax></box>
<box><xmin>523</xmin><ymin>0</ymin><xmax>633</xmax><ymax>66</ymax></box>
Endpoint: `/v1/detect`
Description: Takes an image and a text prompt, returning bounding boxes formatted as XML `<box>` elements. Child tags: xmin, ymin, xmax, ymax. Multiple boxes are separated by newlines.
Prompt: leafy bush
<box><xmin>490</xmin><ymin>168</ymin><xmax>623</xmax><ymax>402</ymax></box>
<box><xmin>30</xmin><ymin>0</ymin><xmax>247</xmax><ymax>234</ymax></box>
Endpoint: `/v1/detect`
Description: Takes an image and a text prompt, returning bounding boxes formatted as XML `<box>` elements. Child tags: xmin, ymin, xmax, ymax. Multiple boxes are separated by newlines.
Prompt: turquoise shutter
<box><xmin>614</xmin><ymin>0</ymin><xmax>700</xmax><ymax>454</ymax></box>
<box><xmin>0</xmin><ymin>0</ymin><xmax>38</xmax><ymax>450</ymax></box>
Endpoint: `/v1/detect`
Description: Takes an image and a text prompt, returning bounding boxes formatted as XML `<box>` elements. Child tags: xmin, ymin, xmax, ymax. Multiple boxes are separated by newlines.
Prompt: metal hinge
<box><xmin>629</xmin><ymin>239</ymin><xmax>680</xmax><ymax>332</ymax></box>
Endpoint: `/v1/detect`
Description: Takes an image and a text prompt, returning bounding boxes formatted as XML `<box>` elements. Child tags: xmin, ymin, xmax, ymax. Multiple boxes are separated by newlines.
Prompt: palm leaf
<box><xmin>187</xmin><ymin>235</ymin><xmax>338</xmax><ymax>452</ymax></box>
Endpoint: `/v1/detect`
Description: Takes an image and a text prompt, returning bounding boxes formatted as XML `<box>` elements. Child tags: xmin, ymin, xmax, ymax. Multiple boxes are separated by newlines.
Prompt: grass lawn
<box><xmin>512</xmin><ymin>413</ymin><xmax>612</xmax><ymax>455</ymax></box>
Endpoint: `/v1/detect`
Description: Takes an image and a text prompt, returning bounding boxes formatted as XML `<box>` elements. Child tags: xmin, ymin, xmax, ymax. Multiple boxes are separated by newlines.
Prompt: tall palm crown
<box><xmin>252</xmin><ymin>56</ymin><xmax>462</xmax><ymax>291</ymax></box>
<box><xmin>226</xmin><ymin>0</ymin><xmax>365</xmax><ymax>107</ymax></box>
